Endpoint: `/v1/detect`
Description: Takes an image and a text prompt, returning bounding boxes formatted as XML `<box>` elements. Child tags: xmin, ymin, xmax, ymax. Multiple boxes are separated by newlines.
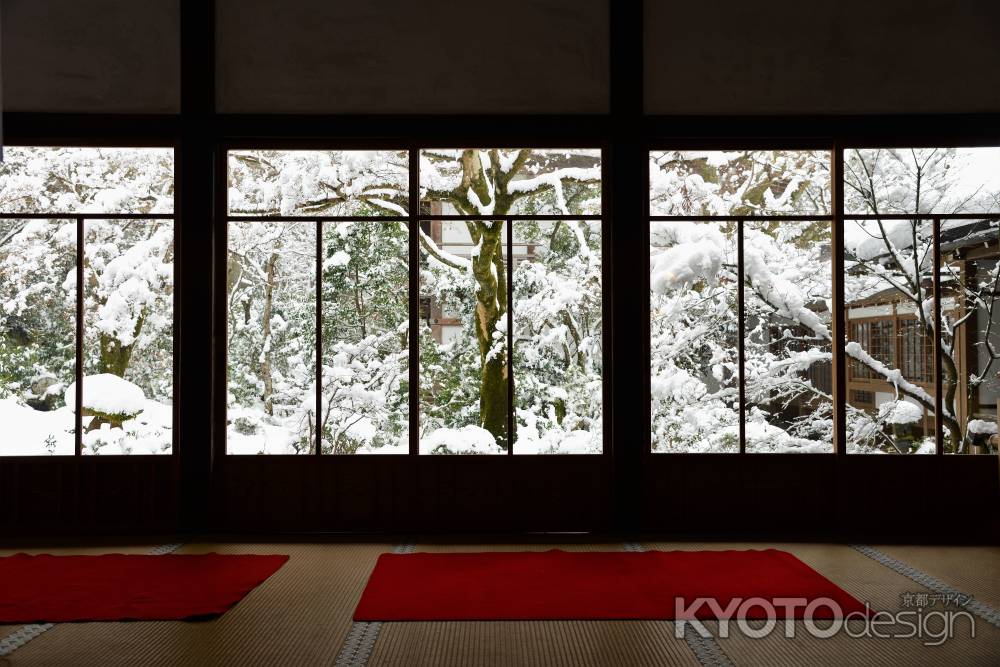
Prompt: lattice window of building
<box><xmin>850</xmin><ymin>319</ymin><xmax>893</xmax><ymax>380</ymax></box>
<box><xmin>899</xmin><ymin>319</ymin><xmax>933</xmax><ymax>383</ymax></box>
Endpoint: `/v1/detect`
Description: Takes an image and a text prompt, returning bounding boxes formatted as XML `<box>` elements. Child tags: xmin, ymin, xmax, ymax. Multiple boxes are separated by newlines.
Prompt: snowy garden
<box><xmin>0</xmin><ymin>147</ymin><xmax>174</xmax><ymax>455</ymax></box>
<box><xmin>225</xmin><ymin>149</ymin><xmax>602</xmax><ymax>455</ymax></box>
<box><xmin>650</xmin><ymin>148</ymin><xmax>1000</xmax><ymax>453</ymax></box>
<box><xmin>2</xmin><ymin>146</ymin><xmax>998</xmax><ymax>456</ymax></box>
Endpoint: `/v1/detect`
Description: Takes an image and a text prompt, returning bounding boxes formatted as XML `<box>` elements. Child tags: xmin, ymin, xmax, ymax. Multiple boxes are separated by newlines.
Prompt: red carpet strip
<box><xmin>0</xmin><ymin>553</ymin><xmax>288</xmax><ymax>624</ymax></box>
<box><xmin>355</xmin><ymin>549</ymin><xmax>868</xmax><ymax>621</ymax></box>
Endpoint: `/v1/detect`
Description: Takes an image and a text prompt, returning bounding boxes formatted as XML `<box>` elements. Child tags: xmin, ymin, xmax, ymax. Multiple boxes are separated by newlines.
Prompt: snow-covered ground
<box><xmin>0</xmin><ymin>396</ymin><xmax>172</xmax><ymax>456</ymax></box>
<box><xmin>0</xmin><ymin>399</ymin><xmax>75</xmax><ymax>456</ymax></box>
<box><xmin>225</xmin><ymin>413</ymin><xmax>601</xmax><ymax>455</ymax></box>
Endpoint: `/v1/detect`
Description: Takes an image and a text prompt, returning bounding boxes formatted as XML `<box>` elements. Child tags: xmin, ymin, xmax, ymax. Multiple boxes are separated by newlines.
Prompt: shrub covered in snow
<box><xmin>1</xmin><ymin>147</ymin><xmax>174</xmax><ymax>456</ymax></box>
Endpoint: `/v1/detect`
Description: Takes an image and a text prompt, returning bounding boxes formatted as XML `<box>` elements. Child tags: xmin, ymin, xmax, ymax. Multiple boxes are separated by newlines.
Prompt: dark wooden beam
<box><xmin>177</xmin><ymin>0</ymin><xmax>216</xmax><ymax>532</ymax></box>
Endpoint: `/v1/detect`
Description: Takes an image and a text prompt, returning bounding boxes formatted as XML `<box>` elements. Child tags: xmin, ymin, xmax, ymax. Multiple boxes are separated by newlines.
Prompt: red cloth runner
<box><xmin>354</xmin><ymin>549</ymin><xmax>868</xmax><ymax>621</ymax></box>
<box><xmin>0</xmin><ymin>553</ymin><xmax>288</xmax><ymax>623</ymax></box>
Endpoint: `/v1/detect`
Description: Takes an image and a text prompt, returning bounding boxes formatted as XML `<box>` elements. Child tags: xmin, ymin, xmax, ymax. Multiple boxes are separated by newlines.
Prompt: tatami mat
<box><xmin>643</xmin><ymin>541</ymin><xmax>1000</xmax><ymax>667</ymax></box>
<box><xmin>413</xmin><ymin>541</ymin><xmax>627</xmax><ymax>553</ymax></box>
<box><xmin>3</xmin><ymin>542</ymin><xmax>389</xmax><ymax>666</ymax></box>
<box><xmin>370</xmin><ymin>542</ymin><xmax>698</xmax><ymax>666</ymax></box>
<box><xmin>1</xmin><ymin>539</ymin><xmax>998</xmax><ymax>666</ymax></box>
<box><xmin>371</xmin><ymin>620</ymin><xmax>700</xmax><ymax>666</ymax></box>
<box><xmin>875</xmin><ymin>544</ymin><xmax>1000</xmax><ymax>610</ymax></box>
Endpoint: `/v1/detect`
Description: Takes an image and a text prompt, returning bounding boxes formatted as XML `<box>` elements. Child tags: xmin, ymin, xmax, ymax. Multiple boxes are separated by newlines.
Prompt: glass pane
<box><xmin>650</xmin><ymin>220</ymin><xmax>740</xmax><ymax>452</ymax></box>
<box><xmin>0</xmin><ymin>219</ymin><xmax>77</xmax><ymax>455</ymax></box>
<box><xmin>512</xmin><ymin>220</ymin><xmax>602</xmax><ymax>454</ymax></box>
<box><xmin>79</xmin><ymin>219</ymin><xmax>174</xmax><ymax>455</ymax></box>
<box><xmin>845</xmin><ymin>148</ymin><xmax>1000</xmax><ymax>215</ymax></box>
<box><xmin>419</xmin><ymin>149</ymin><xmax>601</xmax><ymax>216</ymax></box>
<box><xmin>743</xmin><ymin>221</ymin><xmax>833</xmax><ymax>453</ymax></box>
<box><xmin>419</xmin><ymin>220</ymin><xmax>508</xmax><ymax>454</ymax></box>
<box><xmin>0</xmin><ymin>147</ymin><xmax>174</xmax><ymax>214</ymax></box>
<box><xmin>649</xmin><ymin>150</ymin><xmax>830</xmax><ymax>216</ymax></box>
<box><xmin>227</xmin><ymin>221</ymin><xmax>317</xmax><ymax>454</ymax></box>
<box><xmin>321</xmin><ymin>221</ymin><xmax>409</xmax><ymax>454</ymax></box>
<box><xmin>940</xmin><ymin>220</ymin><xmax>1000</xmax><ymax>454</ymax></box>
<box><xmin>845</xmin><ymin>219</ymin><xmax>938</xmax><ymax>453</ymax></box>
<box><xmin>228</xmin><ymin>150</ymin><xmax>409</xmax><ymax>216</ymax></box>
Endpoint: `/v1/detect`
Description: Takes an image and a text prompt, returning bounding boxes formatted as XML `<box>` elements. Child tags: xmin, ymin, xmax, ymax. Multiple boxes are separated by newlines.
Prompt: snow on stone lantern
<box><xmin>64</xmin><ymin>374</ymin><xmax>146</xmax><ymax>430</ymax></box>
<box><xmin>878</xmin><ymin>400</ymin><xmax>924</xmax><ymax>453</ymax></box>
<box><xmin>967</xmin><ymin>419</ymin><xmax>998</xmax><ymax>455</ymax></box>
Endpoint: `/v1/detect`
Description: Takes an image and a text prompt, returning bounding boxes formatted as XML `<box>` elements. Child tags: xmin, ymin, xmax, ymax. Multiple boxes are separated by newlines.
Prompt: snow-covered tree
<box><xmin>225</xmin><ymin>150</ymin><xmax>412</xmax><ymax>454</ymax></box>
<box><xmin>649</xmin><ymin>148</ymin><xmax>1000</xmax><ymax>454</ymax></box>
<box><xmin>227</xmin><ymin>221</ymin><xmax>318</xmax><ymax>454</ymax></box>
<box><xmin>0</xmin><ymin>147</ymin><xmax>174</xmax><ymax>455</ymax></box>
<box><xmin>225</xmin><ymin>148</ymin><xmax>602</xmax><ymax>454</ymax></box>
<box><xmin>844</xmin><ymin>148</ymin><xmax>1000</xmax><ymax>453</ymax></box>
<box><xmin>320</xmin><ymin>221</ymin><xmax>409</xmax><ymax>454</ymax></box>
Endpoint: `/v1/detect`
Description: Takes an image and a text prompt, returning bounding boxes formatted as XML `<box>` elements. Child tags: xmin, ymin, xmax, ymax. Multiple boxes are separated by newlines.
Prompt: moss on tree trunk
<box><xmin>470</xmin><ymin>220</ymin><xmax>508</xmax><ymax>449</ymax></box>
<box><xmin>99</xmin><ymin>314</ymin><xmax>144</xmax><ymax>377</ymax></box>
<box><xmin>260</xmin><ymin>251</ymin><xmax>278</xmax><ymax>416</ymax></box>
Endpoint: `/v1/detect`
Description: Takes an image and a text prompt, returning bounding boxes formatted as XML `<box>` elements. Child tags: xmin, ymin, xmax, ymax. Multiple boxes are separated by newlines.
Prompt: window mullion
<box><xmin>75</xmin><ymin>216</ymin><xmax>85</xmax><ymax>457</ymax></box>
<box><xmin>409</xmin><ymin>148</ymin><xmax>420</xmax><ymax>457</ymax></box>
<box><xmin>316</xmin><ymin>219</ymin><xmax>323</xmax><ymax>456</ymax></box>
<box><xmin>507</xmin><ymin>218</ymin><xmax>514</xmax><ymax>455</ymax></box>
<box><xmin>832</xmin><ymin>144</ymin><xmax>847</xmax><ymax>456</ymax></box>
<box><xmin>737</xmin><ymin>218</ymin><xmax>746</xmax><ymax>455</ymax></box>
<box><xmin>933</xmin><ymin>216</ymin><xmax>944</xmax><ymax>455</ymax></box>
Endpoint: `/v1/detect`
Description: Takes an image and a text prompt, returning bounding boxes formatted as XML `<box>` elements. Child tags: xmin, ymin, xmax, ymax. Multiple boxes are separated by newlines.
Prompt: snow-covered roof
<box><xmin>847</xmin><ymin>218</ymin><xmax>998</xmax><ymax>263</ymax></box>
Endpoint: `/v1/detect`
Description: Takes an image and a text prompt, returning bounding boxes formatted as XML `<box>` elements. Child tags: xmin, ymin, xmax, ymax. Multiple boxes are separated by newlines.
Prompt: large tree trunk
<box><xmin>423</xmin><ymin>149</ymin><xmax>598</xmax><ymax>448</ymax></box>
<box><xmin>99</xmin><ymin>315</ymin><xmax>143</xmax><ymax>377</ymax></box>
<box><xmin>471</xmin><ymin>221</ymin><xmax>508</xmax><ymax>449</ymax></box>
<box><xmin>260</xmin><ymin>251</ymin><xmax>278</xmax><ymax>416</ymax></box>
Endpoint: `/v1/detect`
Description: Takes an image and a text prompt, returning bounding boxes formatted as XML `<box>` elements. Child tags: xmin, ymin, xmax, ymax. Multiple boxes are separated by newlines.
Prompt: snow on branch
<box><xmin>364</xmin><ymin>198</ymin><xmax>407</xmax><ymax>216</ymax></box>
<box><xmin>418</xmin><ymin>228</ymin><xmax>472</xmax><ymax>272</ymax></box>
<box><xmin>467</xmin><ymin>187</ymin><xmax>494</xmax><ymax>216</ymax></box>
<box><xmin>649</xmin><ymin>221</ymin><xmax>732</xmax><ymax>293</ymax></box>
<box><xmin>505</xmin><ymin>167</ymin><xmax>601</xmax><ymax>196</ymax></box>
<box><xmin>765</xmin><ymin>349</ymin><xmax>833</xmax><ymax>373</ymax></box>
<box><xmin>650</xmin><ymin>240</ymin><xmax>723</xmax><ymax>292</ymax></box>
<box><xmin>845</xmin><ymin>341</ymin><xmax>947</xmax><ymax>416</ymax></box>
<box><xmin>743</xmin><ymin>247</ymin><xmax>830</xmax><ymax>341</ymax></box>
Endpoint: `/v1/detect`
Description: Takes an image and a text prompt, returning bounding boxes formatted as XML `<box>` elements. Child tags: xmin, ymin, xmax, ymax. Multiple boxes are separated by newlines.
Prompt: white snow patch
<box><xmin>420</xmin><ymin>425</ymin><xmax>503</xmax><ymax>455</ymax></box>
<box><xmin>65</xmin><ymin>374</ymin><xmax>146</xmax><ymax>415</ymax></box>
<box><xmin>650</xmin><ymin>240</ymin><xmax>724</xmax><ymax>292</ymax></box>
<box><xmin>878</xmin><ymin>400</ymin><xmax>924</xmax><ymax>425</ymax></box>
<box><xmin>326</xmin><ymin>250</ymin><xmax>351</xmax><ymax>268</ymax></box>
<box><xmin>967</xmin><ymin>419</ymin><xmax>998</xmax><ymax>435</ymax></box>
<box><xmin>0</xmin><ymin>399</ymin><xmax>75</xmax><ymax>455</ymax></box>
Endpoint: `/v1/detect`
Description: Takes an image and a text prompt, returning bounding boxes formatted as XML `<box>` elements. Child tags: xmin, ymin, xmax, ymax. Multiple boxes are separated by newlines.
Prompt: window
<box><xmin>322</xmin><ymin>220</ymin><xmax>409</xmax><ymax>454</ymax></box>
<box><xmin>650</xmin><ymin>145</ymin><xmax>1000</xmax><ymax>456</ymax></box>
<box><xmin>743</xmin><ymin>219</ymin><xmax>833</xmax><ymax>453</ymax></box>
<box><xmin>650</xmin><ymin>220</ymin><xmax>739</xmax><ymax>453</ymax></box>
<box><xmin>511</xmin><ymin>219</ymin><xmax>602</xmax><ymax>454</ymax></box>
<box><xmin>0</xmin><ymin>147</ymin><xmax>175</xmax><ymax>456</ymax></box>
<box><xmin>844</xmin><ymin>147</ymin><xmax>1000</xmax><ymax>454</ymax></box>
<box><xmin>852</xmin><ymin>390</ymin><xmax>874</xmax><ymax>405</ymax></box>
<box><xmin>898</xmin><ymin>319</ymin><xmax>933</xmax><ymax>384</ymax></box>
<box><xmin>227</xmin><ymin>220</ymin><xmax>319</xmax><ymax>454</ymax></box>
<box><xmin>649</xmin><ymin>149</ymin><xmax>833</xmax><ymax>453</ymax></box>
<box><xmin>226</xmin><ymin>149</ymin><xmax>408</xmax><ymax>455</ymax></box>
<box><xmin>418</xmin><ymin>149</ymin><xmax>603</xmax><ymax>455</ymax></box>
<box><xmin>226</xmin><ymin>147</ymin><xmax>604</xmax><ymax>456</ymax></box>
<box><xmin>844</xmin><ymin>215</ymin><xmax>937</xmax><ymax>454</ymax></box>
<box><xmin>848</xmin><ymin>320</ymin><xmax>893</xmax><ymax>380</ymax></box>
